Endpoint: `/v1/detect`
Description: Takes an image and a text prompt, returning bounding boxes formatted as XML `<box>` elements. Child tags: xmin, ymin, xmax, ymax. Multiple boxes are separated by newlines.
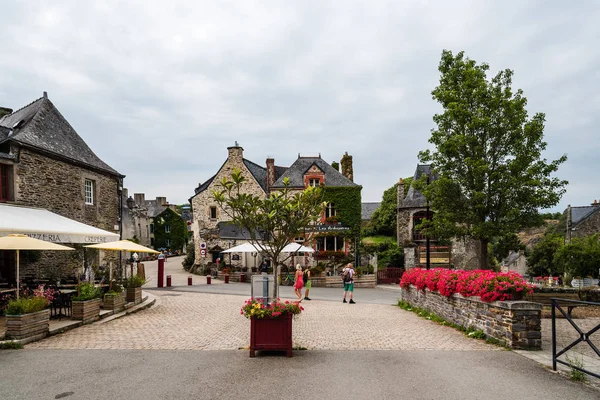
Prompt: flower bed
<box><xmin>241</xmin><ymin>298</ymin><xmax>302</xmax><ymax>319</ymax></box>
<box><xmin>400</xmin><ymin>268</ymin><xmax>533</xmax><ymax>302</ymax></box>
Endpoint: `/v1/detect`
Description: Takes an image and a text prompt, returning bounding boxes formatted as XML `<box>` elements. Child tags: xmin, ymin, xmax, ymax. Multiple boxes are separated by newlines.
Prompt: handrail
<box><xmin>551</xmin><ymin>298</ymin><xmax>600</xmax><ymax>379</ymax></box>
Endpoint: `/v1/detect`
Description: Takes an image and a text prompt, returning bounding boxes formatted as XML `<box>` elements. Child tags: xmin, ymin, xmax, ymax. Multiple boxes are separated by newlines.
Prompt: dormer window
<box><xmin>309</xmin><ymin>178</ymin><xmax>320</xmax><ymax>187</ymax></box>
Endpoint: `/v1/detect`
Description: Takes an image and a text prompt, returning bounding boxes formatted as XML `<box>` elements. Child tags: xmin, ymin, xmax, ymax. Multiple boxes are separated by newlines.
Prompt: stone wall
<box><xmin>400</xmin><ymin>285</ymin><xmax>542</xmax><ymax>349</ymax></box>
<box><xmin>12</xmin><ymin>147</ymin><xmax>120</xmax><ymax>279</ymax></box>
<box><xmin>396</xmin><ymin>209</ymin><xmax>414</xmax><ymax>246</ymax></box>
<box><xmin>450</xmin><ymin>236</ymin><xmax>480</xmax><ymax>269</ymax></box>
<box><xmin>190</xmin><ymin>146</ymin><xmax>267</xmax><ymax>266</ymax></box>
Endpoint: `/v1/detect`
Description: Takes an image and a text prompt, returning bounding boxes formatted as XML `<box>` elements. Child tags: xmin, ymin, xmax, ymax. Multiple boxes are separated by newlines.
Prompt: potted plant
<box><xmin>72</xmin><ymin>282</ymin><xmax>103</xmax><ymax>323</ymax></box>
<box><xmin>102</xmin><ymin>282</ymin><xmax>125</xmax><ymax>312</ymax></box>
<box><xmin>123</xmin><ymin>275</ymin><xmax>145</xmax><ymax>304</ymax></box>
<box><xmin>4</xmin><ymin>285</ymin><xmax>54</xmax><ymax>340</ymax></box>
<box><xmin>241</xmin><ymin>298</ymin><xmax>303</xmax><ymax>357</ymax></box>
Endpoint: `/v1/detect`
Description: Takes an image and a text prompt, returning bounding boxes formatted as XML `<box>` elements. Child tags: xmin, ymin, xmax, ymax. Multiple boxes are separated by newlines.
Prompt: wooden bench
<box><xmin>528</xmin><ymin>292</ymin><xmax>581</xmax><ymax>316</ymax></box>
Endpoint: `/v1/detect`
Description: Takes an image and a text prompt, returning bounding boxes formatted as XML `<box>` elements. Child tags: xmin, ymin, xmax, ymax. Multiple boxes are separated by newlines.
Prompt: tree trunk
<box><xmin>479</xmin><ymin>238</ymin><xmax>490</xmax><ymax>269</ymax></box>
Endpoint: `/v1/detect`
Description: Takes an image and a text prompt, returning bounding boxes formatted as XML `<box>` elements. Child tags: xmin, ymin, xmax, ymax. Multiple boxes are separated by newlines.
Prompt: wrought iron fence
<box><xmin>551</xmin><ymin>298</ymin><xmax>600</xmax><ymax>379</ymax></box>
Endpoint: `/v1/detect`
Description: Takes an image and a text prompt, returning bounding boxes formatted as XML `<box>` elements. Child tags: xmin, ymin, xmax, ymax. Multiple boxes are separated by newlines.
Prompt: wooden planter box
<box><xmin>102</xmin><ymin>293</ymin><xmax>125</xmax><ymax>311</ymax></box>
<box><xmin>5</xmin><ymin>309</ymin><xmax>50</xmax><ymax>340</ymax></box>
<box><xmin>250</xmin><ymin>313</ymin><xmax>293</xmax><ymax>357</ymax></box>
<box><xmin>72</xmin><ymin>298</ymin><xmax>101</xmax><ymax>324</ymax></box>
<box><xmin>126</xmin><ymin>287</ymin><xmax>142</xmax><ymax>304</ymax></box>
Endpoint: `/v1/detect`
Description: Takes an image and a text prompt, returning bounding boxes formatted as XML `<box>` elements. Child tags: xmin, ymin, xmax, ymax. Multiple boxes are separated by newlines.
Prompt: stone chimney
<box><xmin>227</xmin><ymin>143</ymin><xmax>244</xmax><ymax>162</ymax></box>
<box><xmin>122</xmin><ymin>188</ymin><xmax>128</xmax><ymax>199</ymax></box>
<box><xmin>43</xmin><ymin>91</ymin><xmax>48</xmax><ymax>99</ymax></box>
<box><xmin>156</xmin><ymin>197</ymin><xmax>167</xmax><ymax>206</ymax></box>
<box><xmin>340</xmin><ymin>152</ymin><xmax>353</xmax><ymax>182</ymax></box>
<box><xmin>397</xmin><ymin>178</ymin><xmax>404</xmax><ymax>205</ymax></box>
<box><xmin>134</xmin><ymin>193</ymin><xmax>145</xmax><ymax>207</ymax></box>
<box><xmin>266</xmin><ymin>158</ymin><xmax>275</xmax><ymax>192</ymax></box>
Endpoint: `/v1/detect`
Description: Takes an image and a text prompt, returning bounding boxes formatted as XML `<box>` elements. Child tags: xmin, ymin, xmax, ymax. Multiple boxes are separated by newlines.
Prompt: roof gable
<box><xmin>399</xmin><ymin>164</ymin><xmax>436</xmax><ymax>209</ymax></box>
<box><xmin>272</xmin><ymin>157</ymin><xmax>357</xmax><ymax>188</ymax></box>
<box><xmin>571</xmin><ymin>206</ymin><xmax>600</xmax><ymax>227</ymax></box>
<box><xmin>0</xmin><ymin>97</ymin><xmax>122</xmax><ymax>177</ymax></box>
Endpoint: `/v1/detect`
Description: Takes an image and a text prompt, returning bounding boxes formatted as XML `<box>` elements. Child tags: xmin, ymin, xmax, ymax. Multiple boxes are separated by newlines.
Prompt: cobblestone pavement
<box><xmin>27</xmin><ymin>289</ymin><xmax>495</xmax><ymax>351</ymax></box>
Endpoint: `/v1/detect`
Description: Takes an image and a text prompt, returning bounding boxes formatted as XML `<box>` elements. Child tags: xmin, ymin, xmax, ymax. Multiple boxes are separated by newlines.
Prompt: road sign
<box><xmin>200</xmin><ymin>243</ymin><xmax>207</xmax><ymax>249</ymax></box>
<box><xmin>200</xmin><ymin>249</ymin><xmax>206</xmax><ymax>256</ymax></box>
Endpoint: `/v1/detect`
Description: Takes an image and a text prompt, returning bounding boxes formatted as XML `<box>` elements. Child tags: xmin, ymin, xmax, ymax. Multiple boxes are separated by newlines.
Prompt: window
<box><xmin>325</xmin><ymin>202</ymin><xmax>337</xmax><ymax>218</ymax></box>
<box><xmin>166</xmin><ymin>239</ymin><xmax>171</xmax><ymax>246</ymax></box>
<box><xmin>150</xmin><ymin>224</ymin><xmax>154</xmax><ymax>233</ymax></box>
<box><xmin>85</xmin><ymin>179</ymin><xmax>94</xmax><ymax>205</ymax></box>
<box><xmin>412</xmin><ymin>211</ymin><xmax>434</xmax><ymax>241</ymax></box>
<box><xmin>0</xmin><ymin>164</ymin><xmax>12</xmax><ymax>201</ymax></box>
<box><xmin>309</xmin><ymin>178</ymin><xmax>320</xmax><ymax>187</ymax></box>
<box><xmin>316</xmin><ymin>236</ymin><xmax>344</xmax><ymax>251</ymax></box>
<box><xmin>210</xmin><ymin>206</ymin><xmax>217</xmax><ymax>219</ymax></box>
<box><xmin>150</xmin><ymin>238</ymin><xmax>155</xmax><ymax>245</ymax></box>
<box><xmin>165</xmin><ymin>225</ymin><xmax>171</xmax><ymax>233</ymax></box>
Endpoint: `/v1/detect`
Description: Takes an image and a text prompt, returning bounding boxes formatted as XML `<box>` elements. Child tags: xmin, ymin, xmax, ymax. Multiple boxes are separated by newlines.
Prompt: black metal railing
<box><xmin>551</xmin><ymin>298</ymin><xmax>600</xmax><ymax>379</ymax></box>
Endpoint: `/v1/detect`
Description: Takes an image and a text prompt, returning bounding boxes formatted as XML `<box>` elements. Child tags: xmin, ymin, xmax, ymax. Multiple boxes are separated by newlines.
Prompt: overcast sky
<box><xmin>1</xmin><ymin>1</ymin><xmax>598</xmax><ymax>211</ymax></box>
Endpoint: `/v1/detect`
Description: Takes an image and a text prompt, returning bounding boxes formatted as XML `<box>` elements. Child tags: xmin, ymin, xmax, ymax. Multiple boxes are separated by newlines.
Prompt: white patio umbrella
<box><xmin>221</xmin><ymin>242</ymin><xmax>271</xmax><ymax>253</ymax></box>
<box><xmin>281</xmin><ymin>243</ymin><xmax>315</xmax><ymax>253</ymax></box>
<box><xmin>0</xmin><ymin>234</ymin><xmax>74</xmax><ymax>298</ymax></box>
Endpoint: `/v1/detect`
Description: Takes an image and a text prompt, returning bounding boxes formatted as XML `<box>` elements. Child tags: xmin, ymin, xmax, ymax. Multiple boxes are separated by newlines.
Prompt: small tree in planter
<box><xmin>213</xmin><ymin>169</ymin><xmax>324</xmax><ymax>299</ymax></box>
<box><xmin>72</xmin><ymin>282</ymin><xmax>103</xmax><ymax>323</ymax></box>
<box><xmin>123</xmin><ymin>275</ymin><xmax>145</xmax><ymax>304</ymax></box>
<box><xmin>5</xmin><ymin>285</ymin><xmax>54</xmax><ymax>340</ymax></box>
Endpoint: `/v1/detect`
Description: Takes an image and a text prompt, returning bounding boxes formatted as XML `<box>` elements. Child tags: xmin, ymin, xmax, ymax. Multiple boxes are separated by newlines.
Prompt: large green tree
<box><xmin>369</xmin><ymin>177</ymin><xmax>412</xmax><ymax>237</ymax></box>
<box><xmin>418</xmin><ymin>50</ymin><xmax>567</xmax><ymax>269</ymax></box>
<box><xmin>526</xmin><ymin>233</ymin><xmax>563</xmax><ymax>277</ymax></box>
<box><xmin>555</xmin><ymin>235</ymin><xmax>600</xmax><ymax>279</ymax></box>
<box><xmin>213</xmin><ymin>169</ymin><xmax>325</xmax><ymax>299</ymax></box>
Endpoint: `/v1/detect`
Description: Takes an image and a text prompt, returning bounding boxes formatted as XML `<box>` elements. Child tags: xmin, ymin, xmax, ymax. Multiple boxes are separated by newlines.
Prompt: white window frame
<box><xmin>85</xmin><ymin>179</ymin><xmax>94</xmax><ymax>205</ymax></box>
<box><xmin>165</xmin><ymin>225</ymin><xmax>171</xmax><ymax>233</ymax></box>
<box><xmin>325</xmin><ymin>202</ymin><xmax>337</xmax><ymax>218</ymax></box>
<box><xmin>309</xmin><ymin>178</ymin><xmax>320</xmax><ymax>187</ymax></box>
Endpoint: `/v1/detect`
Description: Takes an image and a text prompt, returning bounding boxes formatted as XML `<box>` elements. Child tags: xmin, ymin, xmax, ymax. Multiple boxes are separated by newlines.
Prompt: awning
<box><xmin>0</xmin><ymin>203</ymin><xmax>120</xmax><ymax>243</ymax></box>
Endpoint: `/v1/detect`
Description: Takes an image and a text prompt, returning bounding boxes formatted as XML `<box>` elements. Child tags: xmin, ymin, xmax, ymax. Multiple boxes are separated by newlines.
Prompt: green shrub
<box><xmin>182</xmin><ymin>242</ymin><xmax>195</xmax><ymax>271</ymax></box>
<box><xmin>72</xmin><ymin>282</ymin><xmax>103</xmax><ymax>301</ymax></box>
<box><xmin>122</xmin><ymin>275</ymin><xmax>146</xmax><ymax>288</ymax></box>
<box><xmin>578</xmin><ymin>289</ymin><xmax>600</xmax><ymax>303</ymax></box>
<box><xmin>0</xmin><ymin>341</ymin><xmax>24</xmax><ymax>350</ymax></box>
<box><xmin>5</xmin><ymin>296</ymin><xmax>49</xmax><ymax>315</ymax></box>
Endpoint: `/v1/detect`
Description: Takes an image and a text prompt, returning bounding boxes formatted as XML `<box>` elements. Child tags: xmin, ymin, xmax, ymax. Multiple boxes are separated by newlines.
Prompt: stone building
<box><xmin>0</xmin><ymin>92</ymin><xmax>124</xmax><ymax>281</ymax></box>
<box><xmin>122</xmin><ymin>192</ymin><xmax>186</xmax><ymax>252</ymax></box>
<box><xmin>189</xmin><ymin>145</ymin><xmax>361</xmax><ymax>269</ymax></box>
<box><xmin>397</xmin><ymin>164</ymin><xmax>479</xmax><ymax>270</ymax></box>
<box><xmin>500</xmin><ymin>250</ymin><xmax>527</xmax><ymax>276</ymax></box>
<box><xmin>565</xmin><ymin>201</ymin><xmax>600</xmax><ymax>243</ymax></box>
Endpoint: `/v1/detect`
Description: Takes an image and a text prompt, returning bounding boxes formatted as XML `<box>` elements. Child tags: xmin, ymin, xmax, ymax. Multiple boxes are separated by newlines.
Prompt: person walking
<box><xmin>293</xmin><ymin>264</ymin><xmax>304</xmax><ymax>301</ymax></box>
<box><xmin>303</xmin><ymin>266</ymin><xmax>312</xmax><ymax>300</ymax></box>
<box><xmin>342</xmin><ymin>263</ymin><xmax>356</xmax><ymax>304</ymax></box>
<box><xmin>260</xmin><ymin>260</ymin><xmax>269</xmax><ymax>274</ymax></box>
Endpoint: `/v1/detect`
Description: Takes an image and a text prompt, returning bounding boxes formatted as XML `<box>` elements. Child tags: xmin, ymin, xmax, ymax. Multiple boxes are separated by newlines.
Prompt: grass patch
<box><xmin>0</xmin><ymin>341</ymin><xmax>24</xmax><ymax>350</ymax></box>
<box><xmin>397</xmin><ymin>300</ymin><xmax>509</xmax><ymax>348</ymax></box>
<box><xmin>292</xmin><ymin>346</ymin><xmax>307</xmax><ymax>351</ymax></box>
<box><xmin>565</xmin><ymin>355</ymin><xmax>587</xmax><ymax>382</ymax></box>
<box><xmin>361</xmin><ymin>236</ymin><xmax>396</xmax><ymax>246</ymax></box>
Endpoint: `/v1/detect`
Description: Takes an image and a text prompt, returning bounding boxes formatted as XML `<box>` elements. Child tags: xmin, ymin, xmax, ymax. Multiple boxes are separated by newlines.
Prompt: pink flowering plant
<box><xmin>400</xmin><ymin>268</ymin><xmax>533</xmax><ymax>302</ymax></box>
<box><xmin>241</xmin><ymin>298</ymin><xmax>303</xmax><ymax>319</ymax></box>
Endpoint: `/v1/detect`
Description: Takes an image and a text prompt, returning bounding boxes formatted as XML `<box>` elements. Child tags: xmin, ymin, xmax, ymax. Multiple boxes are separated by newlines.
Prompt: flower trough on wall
<box><xmin>400</xmin><ymin>268</ymin><xmax>533</xmax><ymax>302</ymax></box>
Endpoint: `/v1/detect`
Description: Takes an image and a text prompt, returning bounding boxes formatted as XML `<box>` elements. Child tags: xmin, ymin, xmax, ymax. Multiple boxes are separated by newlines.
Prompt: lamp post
<box><xmin>426</xmin><ymin>174</ymin><xmax>431</xmax><ymax>270</ymax></box>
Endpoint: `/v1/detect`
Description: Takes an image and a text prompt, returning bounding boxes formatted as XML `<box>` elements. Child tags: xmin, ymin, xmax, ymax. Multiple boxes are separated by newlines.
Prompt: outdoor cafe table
<box><xmin>51</xmin><ymin>289</ymin><xmax>76</xmax><ymax>320</ymax></box>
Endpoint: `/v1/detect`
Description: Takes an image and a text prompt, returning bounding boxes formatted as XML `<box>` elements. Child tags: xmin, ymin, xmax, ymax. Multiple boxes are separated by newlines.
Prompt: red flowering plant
<box><xmin>400</xmin><ymin>268</ymin><xmax>533</xmax><ymax>302</ymax></box>
<box><xmin>241</xmin><ymin>298</ymin><xmax>303</xmax><ymax>319</ymax></box>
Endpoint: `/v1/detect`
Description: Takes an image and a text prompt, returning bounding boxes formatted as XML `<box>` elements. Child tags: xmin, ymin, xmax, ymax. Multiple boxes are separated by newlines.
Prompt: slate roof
<box><xmin>362</xmin><ymin>202</ymin><xmax>381</xmax><ymax>220</ymax></box>
<box><xmin>217</xmin><ymin>221</ymin><xmax>263</xmax><ymax>240</ymax></box>
<box><xmin>501</xmin><ymin>251</ymin><xmax>524</xmax><ymax>266</ymax></box>
<box><xmin>271</xmin><ymin>156</ymin><xmax>357</xmax><ymax>188</ymax></box>
<box><xmin>570</xmin><ymin>206</ymin><xmax>600</xmax><ymax>227</ymax></box>
<box><xmin>145</xmin><ymin>200</ymin><xmax>167</xmax><ymax>218</ymax></box>
<box><xmin>191</xmin><ymin>158</ymin><xmax>287</xmax><ymax>199</ymax></box>
<box><xmin>398</xmin><ymin>164</ymin><xmax>435</xmax><ymax>209</ymax></box>
<box><xmin>0</xmin><ymin>151</ymin><xmax>15</xmax><ymax>161</ymax></box>
<box><xmin>0</xmin><ymin>96</ymin><xmax>122</xmax><ymax>177</ymax></box>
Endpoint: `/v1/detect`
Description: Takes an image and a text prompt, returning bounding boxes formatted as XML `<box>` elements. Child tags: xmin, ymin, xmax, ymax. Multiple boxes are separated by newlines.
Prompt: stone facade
<box><xmin>400</xmin><ymin>285</ymin><xmax>542</xmax><ymax>349</ymax></box>
<box><xmin>566</xmin><ymin>203</ymin><xmax>600</xmax><ymax>243</ymax></box>
<box><xmin>500</xmin><ymin>250</ymin><xmax>527</xmax><ymax>276</ymax></box>
<box><xmin>190</xmin><ymin>146</ymin><xmax>267</xmax><ymax>266</ymax></box>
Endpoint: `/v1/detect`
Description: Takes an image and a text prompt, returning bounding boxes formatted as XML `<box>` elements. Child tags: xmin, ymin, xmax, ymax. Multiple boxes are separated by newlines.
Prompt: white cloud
<box><xmin>1</xmin><ymin>0</ymin><xmax>599</xmax><ymax>211</ymax></box>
